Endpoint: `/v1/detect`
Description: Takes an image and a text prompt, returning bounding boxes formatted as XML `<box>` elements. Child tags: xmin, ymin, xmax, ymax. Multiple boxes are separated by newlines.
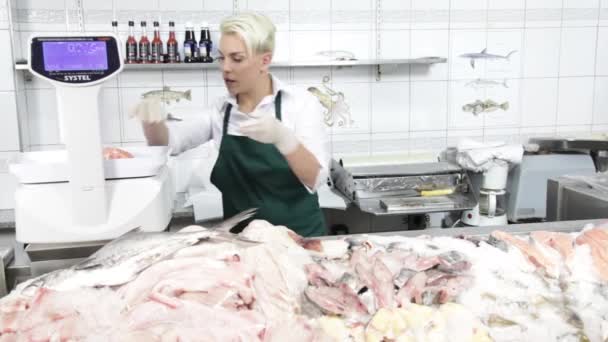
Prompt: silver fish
<box><xmin>19</xmin><ymin>209</ymin><xmax>258</xmax><ymax>294</ymax></box>
<box><xmin>142</xmin><ymin>86</ymin><xmax>192</xmax><ymax>104</ymax></box>
<box><xmin>459</xmin><ymin>48</ymin><xmax>517</xmax><ymax>68</ymax></box>
<box><xmin>466</xmin><ymin>78</ymin><xmax>509</xmax><ymax>89</ymax></box>
<box><xmin>462</xmin><ymin>99</ymin><xmax>509</xmax><ymax>116</ymax></box>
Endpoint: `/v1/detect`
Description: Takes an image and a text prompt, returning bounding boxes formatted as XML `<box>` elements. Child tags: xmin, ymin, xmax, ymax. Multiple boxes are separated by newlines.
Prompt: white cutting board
<box><xmin>9</xmin><ymin>146</ymin><xmax>169</xmax><ymax>184</ymax></box>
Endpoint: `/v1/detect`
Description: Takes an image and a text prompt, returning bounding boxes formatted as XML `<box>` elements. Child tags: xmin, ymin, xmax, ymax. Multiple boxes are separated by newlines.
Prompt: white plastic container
<box><xmin>9</xmin><ymin>146</ymin><xmax>170</xmax><ymax>184</ymax></box>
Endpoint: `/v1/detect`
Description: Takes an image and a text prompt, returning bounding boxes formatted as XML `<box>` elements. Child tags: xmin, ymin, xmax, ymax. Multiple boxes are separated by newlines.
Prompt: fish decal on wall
<box><xmin>459</xmin><ymin>49</ymin><xmax>517</xmax><ymax>68</ymax></box>
<box><xmin>466</xmin><ymin>78</ymin><xmax>509</xmax><ymax>89</ymax></box>
<box><xmin>462</xmin><ymin>99</ymin><xmax>509</xmax><ymax>116</ymax></box>
<box><xmin>142</xmin><ymin>86</ymin><xmax>192</xmax><ymax>104</ymax></box>
<box><xmin>307</xmin><ymin>79</ymin><xmax>354</xmax><ymax>128</ymax></box>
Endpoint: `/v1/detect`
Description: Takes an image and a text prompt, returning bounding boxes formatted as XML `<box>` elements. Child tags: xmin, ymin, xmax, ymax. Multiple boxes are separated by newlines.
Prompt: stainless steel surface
<box><xmin>331</xmin><ymin>160</ymin><xmax>477</xmax><ymax>216</ymax></box>
<box><xmin>15</xmin><ymin>57</ymin><xmax>447</xmax><ymax>71</ymax></box>
<box><xmin>547</xmin><ymin>175</ymin><xmax>608</xmax><ymax>221</ymax></box>
<box><xmin>0</xmin><ymin>209</ymin><xmax>15</xmax><ymax>229</ymax></box>
<box><xmin>595</xmin><ymin>151</ymin><xmax>608</xmax><ymax>172</ymax></box>
<box><xmin>529</xmin><ymin>137</ymin><xmax>608</xmax><ymax>173</ymax></box>
<box><xmin>0</xmin><ymin>246</ymin><xmax>14</xmax><ymax>296</ymax></box>
<box><xmin>25</xmin><ymin>241</ymin><xmax>107</xmax><ymax>262</ymax></box>
<box><xmin>529</xmin><ymin>138</ymin><xmax>608</xmax><ymax>152</ymax></box>
<box><xmin>506</xmin><ymin>154</ymin><xmax>596</xmax><ymax>222</ymax></box>
<box><xmin>347</xmin><ymin>162</ymin><xmax>462</xmax><ymax>178</ymax></box>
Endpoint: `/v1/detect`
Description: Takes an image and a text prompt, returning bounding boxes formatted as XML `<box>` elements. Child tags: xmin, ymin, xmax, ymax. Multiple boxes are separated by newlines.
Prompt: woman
<box><xmin>130</xmin><ymin>12</ymin><xmax>329</xmax><ymax>237</ymax></box>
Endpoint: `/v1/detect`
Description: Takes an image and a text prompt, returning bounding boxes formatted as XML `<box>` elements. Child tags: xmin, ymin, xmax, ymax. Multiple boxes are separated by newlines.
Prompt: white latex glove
<box><xmin>128</xmin><ymin>97</ymin><xmax>168</xmax><ymax>123</ymax></box>
<box><xmin>239</xmin><ymin>114</ymin><xmax>299</xmax><ymax>155</ymax></box>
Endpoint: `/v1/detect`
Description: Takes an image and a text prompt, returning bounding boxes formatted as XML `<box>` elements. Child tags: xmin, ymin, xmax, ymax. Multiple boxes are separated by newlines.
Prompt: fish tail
<box><xmin>184</xmin><ymin>89</ymin><xmax>192</xmax><ymax>101</ymax></box>
<box><xmin>503</xmin><ymin>79</ymin><xmax>509</xmax><ymax>88</ymax></box>
<box><xmin>211</xmin><ymin>208</ymin><xmax>258</xmax><ymax>232</ymax></box>
<box><xmin>501</xmin><ymin>102</ymin><xmax>510</xmax><ymax>111</ymax></box>
<box><xmin>506</xmin><ymin>50</ymin><xmax>517</xmax><ymax>60</ymax></box>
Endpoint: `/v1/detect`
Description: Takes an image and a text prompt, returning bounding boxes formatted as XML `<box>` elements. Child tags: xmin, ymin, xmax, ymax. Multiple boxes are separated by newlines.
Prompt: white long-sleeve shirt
<box><xmin>167</xmin><ymin>75</ymin><xmax>330</xmax><ymax>193</ymax></box>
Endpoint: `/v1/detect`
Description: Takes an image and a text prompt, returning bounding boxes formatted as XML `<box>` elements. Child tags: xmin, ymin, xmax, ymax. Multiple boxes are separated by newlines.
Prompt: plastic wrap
<box><xmin>356</xmin><ymin>174</ymin><xmax>458</xmax><ymax>193</ymax></box>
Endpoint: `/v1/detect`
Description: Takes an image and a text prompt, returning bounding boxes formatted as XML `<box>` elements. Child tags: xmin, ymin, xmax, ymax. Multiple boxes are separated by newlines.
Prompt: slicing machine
<box><xmin>9</xmin><ymin>34</ymin><xmax>174</xmax><ymax>244</ymax></box>
<box><xmin>329</xmin><ymin>159</ymin><xmax>477</xmax><ymax>231</ymax></box>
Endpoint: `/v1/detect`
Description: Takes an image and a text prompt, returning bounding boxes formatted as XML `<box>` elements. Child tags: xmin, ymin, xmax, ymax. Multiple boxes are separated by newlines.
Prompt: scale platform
<box><xmin>10</xmin><ymin>146</ymin><xmax>170</xmax><ymax>183</ymax></box>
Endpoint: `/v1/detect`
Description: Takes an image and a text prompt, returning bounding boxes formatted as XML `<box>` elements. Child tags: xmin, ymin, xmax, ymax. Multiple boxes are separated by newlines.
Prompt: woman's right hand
<box><xmin>129</xmin><ymin>97</ymin><xmax>168</xmax><ymax>123</ymax></box>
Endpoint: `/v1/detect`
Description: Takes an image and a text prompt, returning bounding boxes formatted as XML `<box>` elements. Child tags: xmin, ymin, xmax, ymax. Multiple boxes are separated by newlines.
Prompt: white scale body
<box><xmin>11</xmin><ymin>34</ymin><xmax>173</xmax><ymax>243</ymax></box>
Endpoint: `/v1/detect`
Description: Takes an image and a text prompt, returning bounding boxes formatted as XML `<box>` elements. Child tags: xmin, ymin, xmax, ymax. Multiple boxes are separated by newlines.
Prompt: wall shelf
<box><xmin>14</xmin><ymin>57</ymin><xmax>447</xmax><ymax>80</ymax></box>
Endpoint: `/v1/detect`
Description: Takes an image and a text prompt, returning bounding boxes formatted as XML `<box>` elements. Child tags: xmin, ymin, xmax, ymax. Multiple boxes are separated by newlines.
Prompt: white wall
<box><xmin>1</xmin><ymin>0</ymin><xmax>608</xmax><ymax>208</ymax></box>
<box><xmin>0</xmin><ymin>0</ymin><xmax>20</xmax><ymax>209</ymax></box>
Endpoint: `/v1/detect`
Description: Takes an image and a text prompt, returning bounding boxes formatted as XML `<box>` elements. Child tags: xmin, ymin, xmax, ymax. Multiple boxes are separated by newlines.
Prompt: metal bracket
<box><xmin>74</xmin><ymin>0</ymin><xmax>85</xmax><ymax>32</ymax></box>
<box><xmin>375</xmin><ymin>0</ymin><xmax>383</xmax><ymax>81</ymax></box>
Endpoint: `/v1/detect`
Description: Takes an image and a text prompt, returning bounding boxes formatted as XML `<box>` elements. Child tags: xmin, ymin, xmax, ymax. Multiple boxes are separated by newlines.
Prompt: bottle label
<box><xmin>199</xmin><ymin>43</ymin><xmax>208</xmax><ymax>58</ymax></box>
<box><xmin>126</xmin><ymin>44</ymin><xmax>137</xmax><ymax>61</ymax></box>
<box><xmin>139</xmin><ymin>43</ymin><xmax>150</xmax><ymax>61</ymax></box>
<box><xmin>184</xmin><ymin>44</ymin><xmax>192</xmax><ymax>57</ymax></box>
<box><xmin>151</xmin><ymin>44</ymin><xmax>162</xmax><ymax>58</ymax></box>
<box><xmin>167</xmin><ymin>45</ymin><xmax>177</xmax><ymax>62</ymax></box>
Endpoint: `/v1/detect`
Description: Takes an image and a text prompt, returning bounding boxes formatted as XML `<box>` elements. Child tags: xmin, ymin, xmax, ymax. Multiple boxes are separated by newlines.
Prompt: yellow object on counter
<box><xmin>420</xmin><ymin>188</ymin><xmax>455</xmax><ymax>197</ymax></box>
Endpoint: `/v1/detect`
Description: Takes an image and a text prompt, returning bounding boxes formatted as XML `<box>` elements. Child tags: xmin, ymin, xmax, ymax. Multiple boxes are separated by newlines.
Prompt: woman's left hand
<box><xmin>240</xmin><ymin>114</ymin><xmax>299</xmax><ymax>155</ymax></box>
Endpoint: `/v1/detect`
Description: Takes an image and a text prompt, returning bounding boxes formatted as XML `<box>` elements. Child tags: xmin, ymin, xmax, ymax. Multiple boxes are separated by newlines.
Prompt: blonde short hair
<box><xmin>220</xmin><ymin>12</ymin><xmax>276</xmax><ymax>56</ymax></box>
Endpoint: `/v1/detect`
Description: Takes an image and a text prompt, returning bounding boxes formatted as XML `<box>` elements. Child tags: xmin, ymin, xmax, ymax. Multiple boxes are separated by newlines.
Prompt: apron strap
<box><xmin>275</xmin><ymin>91</ymin><xmax>282</xmax><ymax>121</ymax></box>
<box><xmin>222</xmin><ymin>91</ymin><xmax>283</xmax><ymax>137</ymax></box>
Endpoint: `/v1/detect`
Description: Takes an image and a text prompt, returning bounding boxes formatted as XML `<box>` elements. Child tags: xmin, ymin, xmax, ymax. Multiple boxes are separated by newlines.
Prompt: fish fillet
<box><xmin>530</xmin><ymin>231</ymin><xmax>574</xmax><ymax>261</ymax></box>
<box><xmin>491</xmin><ymin>230</ymin><xmax>557</xmax><ymax>277</ymax></box>
<box><xmin>102</xmin><ymin>147</ymin><xmax>133</xmax><ymax>160</ymax></box>
<box><xmin>575</xmin><ymin>227</ymin><xmax>608</xmax><ymax>281</ymax></box>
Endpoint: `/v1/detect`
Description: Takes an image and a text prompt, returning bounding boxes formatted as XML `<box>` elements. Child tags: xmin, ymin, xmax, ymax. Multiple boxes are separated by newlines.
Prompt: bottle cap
<box><xmin>140</xmin><ymin>21</ymin><xmax>147</xmax><ymax>26</ymax></box>
<box><xmin>169</xmin><ymin>21</ymin><xmax>175</xmax><ymax>26</ymax></box>
<box><xmin>128</xmin><ymin>20</ymin><xmax>134</xmax><ymax>26</ymax></box>
<box><xmin>111</xmin><ymin>20</ymin><xmax>118</xmax><ymax>27</ymax></box>
<box><xmin>153</xmin><ymin>21</ymin><xmax>159</xmax><ymax>27</ymax></box>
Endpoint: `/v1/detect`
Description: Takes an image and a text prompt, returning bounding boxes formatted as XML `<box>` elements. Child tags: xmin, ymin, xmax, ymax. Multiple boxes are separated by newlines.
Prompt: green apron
<box><xmin>210</xmin><ymin>91</ymin><xmax>326</xmax><ymax>237</ymax></box>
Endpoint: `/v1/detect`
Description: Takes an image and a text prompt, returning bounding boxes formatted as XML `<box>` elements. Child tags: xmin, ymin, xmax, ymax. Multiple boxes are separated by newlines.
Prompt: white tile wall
<box><xmin>596</xmin><ymin>27</ymin><xmax>608</xmax><ymax>75</ymax></box>
<box><xmin>0</xmin><ymin>30</ymin><xmax>14</xmax><ymax>91</ymax></box>
<box><xmin>410</xmin><ymin>29</ymin><xmax>448</xmax><ymax>81</ymax></box>
<box><xmin>370</xmin><ymin>82</ymin><xmax>409</xmax><ymax>133</ymax></box>
<box><xmin>593</xmin><ymin>77</ymin><xmax>608</xmax><ymax>124</ymax></box>
<box><xmin>410</xmin><ymin>81</ymin><xmax>448</xmax><ymax>131</ymax></box>
<box><xmin>450</xmin><ymin>0</ymin><xmax>487</xmax><ymax>30</ymax></box>
<box><xmin>0</xmin><ymin>0</ymin><xmax>606</xmax><ymax>210</ymax></box>
<box><xmin>0</xmin><ymin>0</ymin><xmax>8</xmax><ymax>31</ymax></box>
<box><xmin>411</xmin><ymin>0</ymin><xmax>449</xmax><ymax>30</ymax></box>
<box><xmin>559</xmin><ymin>27</ymin><xmax>597</xmax><ymax>77</ymax></box>
<box><xmin>0</xmin><ymin>172</ymin><xmax>17</xmax><ymax>209</ymax></box>
<box><xmin>526</xmin><ymin>0</ymin><xmax>563</xmax><ymax>28</ymax></box>
<box><xmin>487</xmin><ymin>0</ymin><xmax>525</xmax><ymax>30</ymax></box>
<box><xmin>0</xmin><ymin>91</ymin><xmax>19</xmax><ymax>151</ymax></box>
<box><xmin>485</xmin><ymin>29</ymin><xmax>523</xmax><ymax>79</ymax></box>
<box><xmin>557</xmin><ymin>77</ymin><xmax>595</xmax><ymax>126</ymax></box>
<box><xmin>522</xmin><ymin>28</ymin><xmax>561</xmax><ymax>78</ymax></box>
<box><xmin>521</xmin><ymin>78</ymin><xmax>559</xmax><ymax>127</ymax></box>
<box><xmin>562</xmin><ymin>0</ymin><xmax>600</xmax><ymax>27</ymax></box>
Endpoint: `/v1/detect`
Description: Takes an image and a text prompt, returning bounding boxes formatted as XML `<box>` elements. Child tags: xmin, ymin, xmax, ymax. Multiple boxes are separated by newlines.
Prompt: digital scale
<box><xmin>10</xmin><ymin>35</ymin><xmax>174</xmax><ymax>243</ymax></box>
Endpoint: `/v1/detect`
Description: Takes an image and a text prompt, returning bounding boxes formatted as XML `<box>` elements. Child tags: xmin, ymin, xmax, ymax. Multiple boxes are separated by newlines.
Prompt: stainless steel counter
<box><xmin>0</xmin><ymin>210</ymin><xmax>15</xmax><ymax>229</ymax></box>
